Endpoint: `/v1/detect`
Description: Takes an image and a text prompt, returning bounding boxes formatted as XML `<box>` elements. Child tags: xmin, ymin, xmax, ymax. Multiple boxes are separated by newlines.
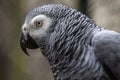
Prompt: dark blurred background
<box><xmin>0</xmin><ymin>0</ymin><xmax>120</xmax><ymax>80</ymax></box>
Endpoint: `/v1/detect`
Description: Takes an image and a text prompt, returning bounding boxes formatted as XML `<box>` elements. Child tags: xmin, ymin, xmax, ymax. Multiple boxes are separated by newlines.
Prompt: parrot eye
<box><xmin>36</xmin><ymin>21</ymin><xmax>43</xmax><ymax>27</ymax></box>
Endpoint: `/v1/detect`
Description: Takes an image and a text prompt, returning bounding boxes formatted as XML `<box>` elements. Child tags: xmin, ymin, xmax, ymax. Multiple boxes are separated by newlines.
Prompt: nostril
<box><xmin>24</xmin><ymin>27</ymin><xmax>26</xmax><ymax>31</ymax></box>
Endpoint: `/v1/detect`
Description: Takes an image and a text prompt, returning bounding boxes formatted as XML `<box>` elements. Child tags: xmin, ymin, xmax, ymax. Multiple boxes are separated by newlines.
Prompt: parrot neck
<box><xmin>40</xmin><ymin>26</ymin><xmax>107</xmax><ymax>80</ymax></box>
<box><xmin>49</xmin><ymin>45</ymin><xmax>107</xmax><ymax>80</ymax></box>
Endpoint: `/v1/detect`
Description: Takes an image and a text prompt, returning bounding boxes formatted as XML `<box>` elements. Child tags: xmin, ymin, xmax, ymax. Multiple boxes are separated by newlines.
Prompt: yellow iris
<box><xmin>36</xmin><ymin>21</ymin><xmax>43</xmax><ymax>27</ymax></box>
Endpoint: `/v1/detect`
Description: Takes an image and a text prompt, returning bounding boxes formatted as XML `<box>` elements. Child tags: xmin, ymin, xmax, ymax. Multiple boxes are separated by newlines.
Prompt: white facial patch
<box><xmin>22</xmin><ymin>14</ymin><xmax>52</xmax><ymax>38</ymax></box>
<box><xmin>31</xmin><ymin>15</ymin><xmax>52</xmax><ymax>36</ymax></box>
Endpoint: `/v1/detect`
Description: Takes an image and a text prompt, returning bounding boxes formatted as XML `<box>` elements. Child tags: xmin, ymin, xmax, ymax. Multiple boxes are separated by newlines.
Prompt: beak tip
<box><xmin>25</xmin><ymin>52</ymin><xmax>30</xmax><ymax>56</ymax></box>
<box><xmin>24</xmin><ymin>49</ymin><xmax>30</xmax><ymax>56</ymax></box>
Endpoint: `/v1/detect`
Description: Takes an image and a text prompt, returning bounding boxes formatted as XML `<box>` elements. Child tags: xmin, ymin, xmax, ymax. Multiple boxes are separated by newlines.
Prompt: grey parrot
<box><xmin>20</xmin><ymin>4</ymin><xmax>120</xmax><ymax>80</ymax></box>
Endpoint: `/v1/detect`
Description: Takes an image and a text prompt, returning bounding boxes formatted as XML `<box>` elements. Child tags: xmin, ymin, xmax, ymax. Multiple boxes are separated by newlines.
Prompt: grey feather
<box><xmin>21</xmin><ymin>4</ymin><xmax>120</xmax><ymax>80</ymax></box>
<box><xmin>92</xmin><ymin>30</ymin><xmax>120</xmax><ymax>80</ymax></box>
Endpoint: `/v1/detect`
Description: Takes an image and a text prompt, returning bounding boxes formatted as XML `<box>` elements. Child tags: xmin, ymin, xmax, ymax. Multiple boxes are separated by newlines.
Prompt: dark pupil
<box><xmin>38</xmin><ymin>22</ymin><xmax>41</xmax><ymax>25</ymax></box>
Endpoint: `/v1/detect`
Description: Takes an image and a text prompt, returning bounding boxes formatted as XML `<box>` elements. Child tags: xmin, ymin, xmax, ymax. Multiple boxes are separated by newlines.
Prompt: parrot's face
<box><xmin>20</xmin><ymin>14</ymin><xmax>53</xmax><ymax>55</ymax></box>
<box><xmin>20</xmin><ymin>4</ymin><xmax>70</xmax><ymax>55</ymax></box>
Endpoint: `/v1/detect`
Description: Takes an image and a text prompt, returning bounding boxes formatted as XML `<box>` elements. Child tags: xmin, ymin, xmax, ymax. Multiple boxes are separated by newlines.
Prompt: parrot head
<box><xmin>20</xmin><ymin>4</ymin><xmax>70</xmax><ymax>55</ymax></box>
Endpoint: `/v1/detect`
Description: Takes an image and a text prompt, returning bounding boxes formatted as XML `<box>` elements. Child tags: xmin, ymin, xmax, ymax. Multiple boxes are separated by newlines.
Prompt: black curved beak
<box><xmin>20</xmin><ymin>33</ymin><xmax>39</xmax><ymax>56</ymax></box>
